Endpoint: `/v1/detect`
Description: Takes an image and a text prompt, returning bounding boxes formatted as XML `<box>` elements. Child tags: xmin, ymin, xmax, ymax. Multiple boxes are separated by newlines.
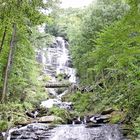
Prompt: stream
<box><xmin>6</xmin><ymin>37</ymin><xmax>127</xmax><ymax>140</ymax></box>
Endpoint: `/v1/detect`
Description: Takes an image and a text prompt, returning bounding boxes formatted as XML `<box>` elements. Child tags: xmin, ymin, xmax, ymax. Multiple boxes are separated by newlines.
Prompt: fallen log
<box><xmin>45</xmin><ymin>83</ymin><xmax>71</xmax><ymax>88</ymax></box>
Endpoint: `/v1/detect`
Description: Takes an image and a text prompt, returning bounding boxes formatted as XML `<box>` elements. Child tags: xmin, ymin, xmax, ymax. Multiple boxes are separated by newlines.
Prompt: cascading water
<box><xmin>7</xmin><ymin>37</ymin><xmax>127</xmax><ymax>140</ymax></box>
<box><xmin>44</xmin><ymin>37</ymin><xmax>76</xmax><ymax>83</ymax></box>
<box><xmin>49</xmin><ymin>124</ymin><xmax>125</xmax><ymax>140</ymax></box>
<box><xmin>40</xmin><ymin>37</ymin><xmax>76</xmax><ymax>110</ymax></box>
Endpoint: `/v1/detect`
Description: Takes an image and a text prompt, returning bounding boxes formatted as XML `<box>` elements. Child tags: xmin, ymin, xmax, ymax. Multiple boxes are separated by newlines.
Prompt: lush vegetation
<box><xmin>50</xmin><ymin>0</ymin><xmax>140</xmax><ymax>139</ymax></box>
<box><xmin>0</xmin><ymin>0</ymin><xmax>140</xmax><ymax>139</ymax></box>
<box><xmin>0</xmin><ymin>0</ymin><xmax>59</xmax><ymax>131</ymax></box>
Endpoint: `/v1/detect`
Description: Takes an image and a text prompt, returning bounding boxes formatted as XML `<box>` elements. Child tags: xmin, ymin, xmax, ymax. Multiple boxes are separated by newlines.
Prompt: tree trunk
<box><xmin>0</xmin><ymin>26</ymin><xmax>7</xmax><ymax>54</ymax></box>
<box><xmin>45</xmin><ymin>83</ymin><xmax>71</xmax><ymax>88</ymax></box>
<box><xmin>1</xmin><ymin>24</ymin><xmax>16</xmax><ymax>103</ymax></box>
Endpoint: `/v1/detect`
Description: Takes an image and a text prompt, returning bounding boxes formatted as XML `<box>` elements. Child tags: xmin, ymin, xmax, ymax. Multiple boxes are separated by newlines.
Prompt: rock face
<box><xmin>9</xmin><ymin>124</ymin><xmax>126</xmax><ymax>140</ymax></box>
<box><xmin>101</xmin><ymin>108</ymin><xmax>115</xmax><ymax>115</ymax></box>
<box><xmin>89</xmin><ymin>114</ymin><xmax>111</xmax><ymax>124</ymax></box>
<box><xmin>85</xmin><ymin>108</ymin><xmax>116</xmax><ymax>124</ymax></box>
<box><xmin>9</xmin><ymin>123</ymin><xmax>54</xmax><ymax>140</ymax></box>
<box><xmin>0</xmin><ymin>132</ymin><xmax>4</xmax><ymax>140</ymax></box>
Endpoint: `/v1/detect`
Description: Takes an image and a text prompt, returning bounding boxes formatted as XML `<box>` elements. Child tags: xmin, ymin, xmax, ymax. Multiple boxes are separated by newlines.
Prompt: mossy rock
<box><xmin>110</xmin><ymin>111</ymin><xmax>125</xmax><ymax>124</ymax></box>
<box><xmin>48</xmin><ymin>107</ymin><xmax>77</xmax><ymax>124</ymax></box>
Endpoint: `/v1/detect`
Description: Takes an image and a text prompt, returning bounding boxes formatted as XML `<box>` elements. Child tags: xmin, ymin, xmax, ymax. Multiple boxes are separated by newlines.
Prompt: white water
<box><xmin>38</xmin><ymin>37</ymin><xmax>76</xmax><ymax>109</ymax></box>
<box><xmin>49</xmin><ymin>125</ymin><xmax>124</xmax><ymax>140</ymax></box>
<box><xmin>42</xmin><ymin>37</ymin><xmax>76</xmax><ymax>83</ymax></box>
<box><xmin>8</xmin><ymin>123</ymin><xmax>126</xmax><ymax>140</ymax></box>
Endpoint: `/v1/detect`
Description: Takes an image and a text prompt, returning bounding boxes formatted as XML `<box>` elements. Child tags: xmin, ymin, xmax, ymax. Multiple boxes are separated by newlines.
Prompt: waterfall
<box><xmin>38</xmin><ymin>37</ymin><xmax>76</xmax><ymax>109</ymax></box>
<box><xmin>8</xmin><ymin>124</ymin><xmax>126</xmax><ymax>140</ymax></box>
<box><xmin>43</xmin><ymin>37</ymin><xmax>76</xmax><ymax>83</ymax></box>
<box><xmin>7</xmin><ymin>37</ymin><xmax>127</xmax><ymax>140</ymax></box>
<box><xmin>49</xmin><ymin>125</ymin><xmax>124</xmax><ymax>140</ymax></box>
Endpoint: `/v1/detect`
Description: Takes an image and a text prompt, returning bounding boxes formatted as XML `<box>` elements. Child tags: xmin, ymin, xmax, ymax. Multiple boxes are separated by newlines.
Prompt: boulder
<box><xmin>10</xmin><ymin>123</ymin><xmax>50</xmax><ymax>140</ymax></box>
<box><xmin>95</xmin><ymin>114</ymin><xmax>111</xmax><ymax>123</ymax></box>
<box><xmin>101</xmin><ymin>108</ymin><xmax>115</xmax><ymax>115</ymax></box>
<box><xmin>38</xmin><ymin>116</ymin><xmax>63</xmax><ymax>123</ymax></box>
<box><xmin>89</xmin><ymin>114</ymin><xmax>111</xmax><ymax>124</ymax></box>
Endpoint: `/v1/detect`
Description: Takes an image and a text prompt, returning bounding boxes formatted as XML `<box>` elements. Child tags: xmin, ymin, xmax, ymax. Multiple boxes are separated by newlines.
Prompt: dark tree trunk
<box><xmin>0</xmin><ymin>26</ymin><xmax>7</xmax><ymax>54</ymax></box>
<box><xmin>1</xmin><ymin>24</ymin><xmax>16</xmax><ymax>103</ymax></box>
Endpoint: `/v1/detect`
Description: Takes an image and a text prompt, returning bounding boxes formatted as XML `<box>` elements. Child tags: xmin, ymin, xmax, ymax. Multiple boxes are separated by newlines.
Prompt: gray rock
<box><xmin>38</xmin><ymin>116</ymin><xmax>63</xmax><ymax>123</ymax></box>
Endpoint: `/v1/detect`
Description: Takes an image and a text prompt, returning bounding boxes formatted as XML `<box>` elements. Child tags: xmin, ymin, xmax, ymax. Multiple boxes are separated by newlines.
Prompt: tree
<box><xmin>0</xmin><ymin>0</ymin><xmax>56</xmax><ymax>102</ymax></box>
<box><xmin>68</xmin><ymin>0</ymin><xmax>128</xmax><ymax>83</ymax></box>
<box><xmin>1</xmin><ymin>23</ymin><xmax>16</xmax><ymax>103</ymax></box>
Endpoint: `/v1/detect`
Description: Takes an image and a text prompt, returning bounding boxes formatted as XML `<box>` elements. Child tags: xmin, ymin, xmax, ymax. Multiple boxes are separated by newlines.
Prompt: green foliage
<box><xmin>53</xmin><ymin>0</ymin><xmax>140</xmax><ymax>138</ymax></box>
<box><xmin>64</xmin><ymin>92</ymin><xmax>95</xmax><ymax>115</ymax></box>
<box><xmin>134</xmin><ymin>116</ymin><xmax>140</xmax><ymax>135</ymax></box>
<box><xmin>0</xmin><ymin>0</ymin><xmax>59</xmax><ymax>102</ymax></box>
<box><xmin>0</xmin><ymin>102</ymin><xmax>33</xmax><ymax>131</ymax></box>
<box><xmin>0</xmin><ymin>120</ymin><xmax>8</xmax><ymax>131</ymax></box>
<box><xmin>49</xmin><ymin>107</ymin><xmax>71</xmax><ymax>122</ymax></box>
<box><xmin>69</xmin><ymin>0</ymin><xmax>128</xmax><ymax>82</ymax></box>
<box><xmin>31</xmin><ymin>27</ymin><xmax>54</xmax><ymax>49</ymax></box>
<box><xmin>0</xmin><ymin>0</ymin><xmax>59</xmax><ymax>130</ymax></box>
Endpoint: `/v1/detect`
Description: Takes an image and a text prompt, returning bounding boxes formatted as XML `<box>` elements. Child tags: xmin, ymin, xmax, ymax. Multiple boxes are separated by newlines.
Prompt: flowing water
<box><xmin>39</xmin><ymin>37</ymin><xmax>76</xmax><ymax>109</ymax></box>
<box><xmin>6</xmin><ymin>37</ymin><xmax>127</xmax><ymax>140</ymax></box>
<box><xmin>8</xmin><ymin>123</ymin><xmax>126</xmax><ymax>140</ymax></box>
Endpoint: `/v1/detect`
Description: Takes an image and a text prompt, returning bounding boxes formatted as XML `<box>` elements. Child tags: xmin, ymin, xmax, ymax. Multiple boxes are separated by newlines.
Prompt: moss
<box><xmin>0</xmin><ymin>120</ymin><xmax>8</xmax><ymax>131</ymax></box>
<box><xmin>63</xmin><ymin>92</ymin><xmax>96</xmax><ymax>116</ymax></box>
<box><xmin>49</xmin><ymin>107</ymin><xmax>74</xmax><ymax>123</ymax></box>
<box><xmin>110</xmin><ymin>114</ymin><xmax>122</xmax><ymax>124</ymax></box>
<box><xmin>0</xmin><ymin>102</ymin><xmax>33</xmax><ymax>131</ymax></box>
<box><xmin>134</xmin><ymin>116</ymin><xmax>140</xmax><ymax>136</ymax></box>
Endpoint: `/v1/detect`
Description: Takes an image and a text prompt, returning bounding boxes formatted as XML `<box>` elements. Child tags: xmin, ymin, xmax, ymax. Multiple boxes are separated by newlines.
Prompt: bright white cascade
<box><xmin>43</xmin><ymin>37</ymin><xmax>76</xmax><ymax>83</ymax></box>
<box><xmin>37</xmin><ymin>37</ymin><xmax>76</xmax><ymax>109</ymax></box>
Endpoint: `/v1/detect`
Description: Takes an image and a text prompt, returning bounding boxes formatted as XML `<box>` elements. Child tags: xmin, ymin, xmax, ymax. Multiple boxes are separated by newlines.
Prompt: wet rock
<box><xmin>18</xmin><ymin>132</ymin><xmax>38</xmax><ymax>139</ymax></box>
<box><xmin>25</xmin><ymin>110</ymin><xmax>38</xmax><ymax>118</ymax></box>
<box><xmin>72</xmin><ymin>117</ymin><xmax>83</xmax><ymax>124</ymax></box>
<box><xmin>11</xmin><ymin>130</ymin><xmax>23</xmax><ymax>136</ymax></box>
<box><xmin>96</xmin><ymin>115</ymin><xmax>111</xmax><ymax>123</ymax></box>
<box><xmin>119</xmin><ymin>124</ymin><xmax>132</xmax><ymax>137</ymax></box>
<box><xmin>86</xmin><ymin>124</ymin><xmax>103</xmax><ymax>128</ymax></box>
<box><xmin>0</xmin><ymin>132</ymin><xmax>4</xmax><ymax>140</ymax></box>
<box><xmin>66</xmin><ymin>60</ymin><xmax>73</xmax><ymax>67</ymax></box>
<box><xmin>101</xmin><ymin>108</ymin><xmax>115</xmax><ymax>115</ymax></box>
<box><xmin>27</xmin><ymin>124</ymin><xmax>47</xmax><ymax>131</ymax></box>
<box><xmin>89</xmin><ymin>114</ymin><xmax>111</xmax><ymax>124</ymax></box>
<box><xmin>9</xmin><ymin>123</ymin><xmax>50</xmax><ymax>140</ymax></box>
